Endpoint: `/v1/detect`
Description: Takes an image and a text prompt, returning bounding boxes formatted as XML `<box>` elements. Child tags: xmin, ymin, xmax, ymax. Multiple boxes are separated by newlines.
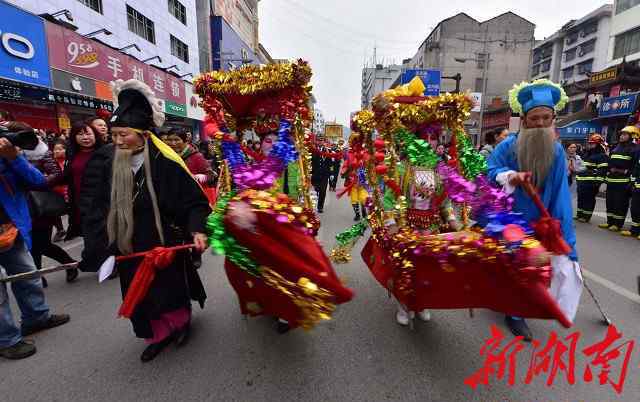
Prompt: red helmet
<box><xmin>588</xmin><ymin>134</ymin><xmax>605</xmax><ymax>144</ymax></box>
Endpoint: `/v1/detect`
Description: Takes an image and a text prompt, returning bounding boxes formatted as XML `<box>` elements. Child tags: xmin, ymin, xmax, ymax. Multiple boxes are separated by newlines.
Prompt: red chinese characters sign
<box><xmin>465</xmin><ymin>324</ymin><xmax>635</xmax><ymax>395</ymax></box>
<box><xmin>45</xmin><ymin>22</ymin><xmax>185</xmax><ymax>104</ymax></box>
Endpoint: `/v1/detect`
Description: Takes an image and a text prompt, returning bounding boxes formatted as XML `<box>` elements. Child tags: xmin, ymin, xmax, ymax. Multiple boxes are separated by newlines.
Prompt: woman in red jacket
<box><xmin>165</xmin><ymin>129</ymin><xmax>216</xmax><ymax>186</ymax></box>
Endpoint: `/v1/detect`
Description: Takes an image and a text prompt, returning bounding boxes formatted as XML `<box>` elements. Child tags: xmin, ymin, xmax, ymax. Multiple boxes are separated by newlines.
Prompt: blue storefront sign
<box><xmin>401</xmin><ymin>69</ymin><xmax>441</xmax><ymax>96</ymax></box>
<box><xmin>557</xmin><ymin>120</ymin><xmax>603</xmax><ymax>139</ymax></box>
<box><xmin>598</xmin><ymin>93</ymin><xmax>638</xmax><ymax>118</ymax></box>
<box><xmin>0</xmin><ymin>2</ymin><xmax>50</xmax><ymax>87</ymax></box>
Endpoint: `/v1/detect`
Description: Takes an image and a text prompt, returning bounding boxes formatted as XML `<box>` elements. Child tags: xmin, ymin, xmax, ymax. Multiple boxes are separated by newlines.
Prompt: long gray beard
<box><xmin>107</xmin><ymin>149</ymin><xmax>135</xmax><ymax>255</ymax></box>
<box><xmin>517</xmin><ymin>127</ymin><xmax>556</xmax><ymax>188</ymax></box>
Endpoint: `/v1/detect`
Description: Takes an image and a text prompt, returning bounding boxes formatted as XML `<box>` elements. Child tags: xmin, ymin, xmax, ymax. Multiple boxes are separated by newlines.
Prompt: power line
<box><xmin>275</xmin><ymin>0</ymin><xmax>427</xmax><ymax>47</ymax></box>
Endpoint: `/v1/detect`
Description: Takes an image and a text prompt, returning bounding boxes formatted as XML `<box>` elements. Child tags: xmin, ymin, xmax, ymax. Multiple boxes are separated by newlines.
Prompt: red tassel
<box><xmin>384</xmin><ymin>179</ymin><xmax>401</xmax><ymax>196</ymax></box>
<box><xmin>117</xmin><ymin>247</ymin><xmax>178</xmax><ymax>318</ymax></box>
<box><xmin>531</xmin><ymin>218</ymin><xmax>571</xmax><ymax>256</ymax></box>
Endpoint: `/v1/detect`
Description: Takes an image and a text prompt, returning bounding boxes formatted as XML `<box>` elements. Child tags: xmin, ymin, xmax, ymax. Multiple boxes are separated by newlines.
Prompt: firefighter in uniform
<box><xmin>576</xmin><ymin>134</ymin><xmax>608</xmax><ymax>223</ymax></box>
<box><xmin>621</xmin><ymin>126</ymin><xmax>640</xmax><ymax>238</ymax></box>
<box><xmin>599</xmin><ymin>126</ymin><xmax>639</xmax><ymax>232</ymax></box>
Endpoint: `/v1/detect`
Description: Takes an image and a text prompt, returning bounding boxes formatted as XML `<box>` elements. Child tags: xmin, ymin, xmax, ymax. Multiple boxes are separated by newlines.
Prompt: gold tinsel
<box><xmin>351</xmin><ymin>110</ymin><xmax>376</xmax><ymax>135</ymax></box>
<box><xmin>261</xmin><ymin>266</ymin><xmax>335</xmax><ymax>330</ymax></box>
<box><xmin>194</xmin><ymin>59</ymin><xmax>312</xmax><ymax>97</ymax></box>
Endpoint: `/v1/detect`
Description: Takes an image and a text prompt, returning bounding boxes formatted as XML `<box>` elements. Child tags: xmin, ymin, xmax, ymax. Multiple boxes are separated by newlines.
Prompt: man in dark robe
<box><xmin>80</xmin><ymin>79</ymin><xmax>210</xmax><ymax>362</ymax></box>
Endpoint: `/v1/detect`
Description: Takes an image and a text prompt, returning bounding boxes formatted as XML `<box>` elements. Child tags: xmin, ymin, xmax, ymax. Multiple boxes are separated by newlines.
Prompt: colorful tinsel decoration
<box><xmin>455</xmin><ymin>130</ymin><xmax>486</xmax><ymax>180</ymax></box>
<box><xmin>330</xmin><ymin>221</ymin><xmax>368</xmax><ymax>263</ymax></box>
<box><xmin>396</xmin><ymin>128</ymin><xmax>440</xmax><ymax>169</ymax></box>
<box><xmin>206</xmin><ymin>191</ymin><xmax>261</xmax><ymax>277</ymax></box>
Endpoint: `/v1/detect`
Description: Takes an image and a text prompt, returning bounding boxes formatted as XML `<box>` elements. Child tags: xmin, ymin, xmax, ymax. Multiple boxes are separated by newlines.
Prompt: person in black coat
<box><xmin>80</xmin><ymin>79</ymin><xmax>210</xmax><ymax>362</ymax></box>
<box><xmin>328</xmin><ymin>143</ymin><xmax>342</xmax><ymax>192</ymax></box>
<box><xmin>576</xmin><ymin>134</ymin><xmax>608</xmax><ymax>223</ymax></box>
<box><xmin>311</xmin><ymin>143</ymin><xmax>332</xmax><ymax>213</ymax></box>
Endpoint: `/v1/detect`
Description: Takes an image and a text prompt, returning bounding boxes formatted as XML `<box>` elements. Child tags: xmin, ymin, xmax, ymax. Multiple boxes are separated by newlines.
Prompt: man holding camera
<box><xmin>0</xmin><ymin>122</ymin><xmax>70</xmax><ymax>360</ymax></box>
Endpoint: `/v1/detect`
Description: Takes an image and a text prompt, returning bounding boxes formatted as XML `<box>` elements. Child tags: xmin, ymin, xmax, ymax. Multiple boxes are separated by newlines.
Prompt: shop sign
<box><xmin>598</xmin><ymin>93</ymin><xmax>638</xmax><ymax>117</ymax></box>
<box><xmin>50</xmin><ymin>68</ymin><xmax>96</xmax><ymax>97</ymax></box>
<box><xmin>558</xmin><ymin>120</ymin><xmax>603</xmax><ymax>139</ymax></box>
<box><xmin>45</xmin><ymin>21</ymin><xmax>185</xmax><ymax>104</ymax></box>
<box><xmin>590</xmin><ymin>67</ymin><xmax>617</xmax><ymax>86</ymax></box>
<box><xmin>48</xmin><ymin>91</ymin><xmax>113</xmax><ymax>111</ymax></box>
<box><xmin>185</xmin><ymin>83</ymin><xmax>205</xmax><ymax>121</ymax></box>
<box><xmin>0</xmin><ymin>2</ymin><xmax>51</xmax><ymax>87</ymax></box>
<box><xmin>0</xmin><ymin>79</ymin><xmax>50</xmax><ymax>102</ymax></box>
<box><xmin>165</xmin><ymin>100</ymin><xmax>187</xmax><ymax>117</ymax></box>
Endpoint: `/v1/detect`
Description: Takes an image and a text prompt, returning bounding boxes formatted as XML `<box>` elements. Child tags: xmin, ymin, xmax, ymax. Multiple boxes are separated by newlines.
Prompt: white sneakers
<box><xmin>396</xmin><ymin>308</ymin><xmax>431</xmax><ymax>325</ymax></box>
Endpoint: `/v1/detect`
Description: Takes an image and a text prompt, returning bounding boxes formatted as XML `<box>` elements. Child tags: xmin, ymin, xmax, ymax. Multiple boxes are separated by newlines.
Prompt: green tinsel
<box><xmin>455</xmin><ymin>131</ymin><xmax>487</xmax><ymax>180</ymax></box>
<box><xmin>396</xmin><ymin>128</ymin><xmax>440</xmax><ymax>169</ymax></box>
<box><xmin>206</xmin><ymin>191</ymin><xmax>261</xmax><ymax>277</ymax></box>
<box><xmin>335</xmin><ymin>221</ymin><xmax>368</xmax><ymax>246</ymax></box>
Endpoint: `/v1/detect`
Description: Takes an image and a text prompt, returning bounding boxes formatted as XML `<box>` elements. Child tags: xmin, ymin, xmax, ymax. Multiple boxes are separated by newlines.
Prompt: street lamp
<box><xmin>119</xmin><ymin>44</ymin><xmax>141</xmax><ymax>53</ymax></box>
<box><xmin>83</xmin><ymin>28</ymin><xmax>112</xmax><ymax>38</ymax></box>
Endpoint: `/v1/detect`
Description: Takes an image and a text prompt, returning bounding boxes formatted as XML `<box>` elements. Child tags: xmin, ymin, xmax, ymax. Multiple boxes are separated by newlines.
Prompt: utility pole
<box><xmin>479</xmin><ymin>26</ymin><xmax>489</xmax><ymax>143</ymax></box>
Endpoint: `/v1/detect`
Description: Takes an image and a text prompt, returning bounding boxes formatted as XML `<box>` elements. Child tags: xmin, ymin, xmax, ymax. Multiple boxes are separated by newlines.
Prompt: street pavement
<box><xmin>3</xmin><ymin>193</ymin><xmax>640</xmax><ymax>402</ymax></box>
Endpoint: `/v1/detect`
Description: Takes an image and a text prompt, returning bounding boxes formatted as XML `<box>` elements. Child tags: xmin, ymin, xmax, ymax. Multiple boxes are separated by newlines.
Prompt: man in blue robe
<box><xmin>487</xmin><ymin>80</ymin><xmax>583</xmax><ymax>341</ymax></box>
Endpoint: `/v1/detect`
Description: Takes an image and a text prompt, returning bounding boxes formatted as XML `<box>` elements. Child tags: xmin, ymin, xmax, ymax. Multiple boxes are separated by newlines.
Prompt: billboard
<box><xmin>598</xmin><ymin>93</ymin><xmax>638</xmax><ymax>118</ymax></box>
<box><xmin>401</xmin><ymin>69</ymin><xmax>441</xmax><ymax>96</ymax></box>
<box><xmin>0</xmin><ymin>2</ymin><xmax>50</xmax><ymax>87</ymax></box>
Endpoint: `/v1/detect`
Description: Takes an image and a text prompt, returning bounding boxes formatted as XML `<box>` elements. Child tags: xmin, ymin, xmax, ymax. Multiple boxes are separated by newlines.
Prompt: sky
<box><xmin>258</xmin><ymin>0</ymin><xmax>610</xmax><ymax>125</ymax></box>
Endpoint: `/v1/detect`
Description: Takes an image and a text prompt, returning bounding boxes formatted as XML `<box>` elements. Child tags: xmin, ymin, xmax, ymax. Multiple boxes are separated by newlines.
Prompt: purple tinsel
<box><xmin>225</xmin><ymin>119</ymin><xmax>298</xmax><ymax>190</ymax></box>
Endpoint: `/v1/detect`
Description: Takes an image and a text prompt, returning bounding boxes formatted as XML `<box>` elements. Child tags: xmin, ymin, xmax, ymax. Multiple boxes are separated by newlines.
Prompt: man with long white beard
<box><xmin>80</xmin><ymin>79</ymin><xmax>211</xmax><ymax>362</ymax></box>
<box><xmin>487</xmin><ymin>80</ymin><xmax>582</xmax><ymax>341</ymax></box>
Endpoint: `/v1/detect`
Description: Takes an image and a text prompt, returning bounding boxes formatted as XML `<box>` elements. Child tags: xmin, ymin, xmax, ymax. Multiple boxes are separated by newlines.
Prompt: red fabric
<box><xmin>224</xmin><ymin>209</ymin><xmax>353</xmax><ymax>327</ymax></box>
<box><xmin>118</xmin><ymin>247</ymin><xmax>178</xmax><ymax>318</ymax></box>
<box><xmin>146</xmin><ymin>307</ymin><xmax>191</xmax><ymax>344</ymax></box>
<box><xmin>203</xmin><ymin>186</ymin><xmax>217</xmax><ymax>205</ymax></box>
<box><xmin>361</xmin><ymin>237</ymin><xmax>571</xmax><ymax>328</ymax></box>
<box><xmin>183</xmin><ymin>148</ymin><xmax>211</xmax><ymax>176</ymax></box>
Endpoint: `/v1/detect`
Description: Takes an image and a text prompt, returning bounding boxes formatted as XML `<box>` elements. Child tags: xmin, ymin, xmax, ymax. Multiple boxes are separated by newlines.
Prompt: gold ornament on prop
<box><xmin>261</xmin><ymin>267</ymin><xmax>335</xmax><ymax>330</ymax></box>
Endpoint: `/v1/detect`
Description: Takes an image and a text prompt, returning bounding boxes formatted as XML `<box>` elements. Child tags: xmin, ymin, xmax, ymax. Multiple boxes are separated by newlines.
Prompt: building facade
<box><xmin>209</xmin><ymin>0</ymin><xmax>260</xmax><ymax>71</ymax></box>
<box><xmin>607</xmin><ymin>0</ymin><xmax>640</xmax><ymax>66</ymax></box>
<box><xmin>531</xmin><ymin>5</ymin><xmax>613</xmax><ymax>117</ymax></box>
<box><xmin>0</xmin><ymin>1</ymin><xmax>206</xmax><ymax>136</ymax></box>
<box><xmin>407</xmin><ymin>12</ymin><xmax>535</xmax><ymax>102</ymax></box>
<box><xmin>7</xmin><ymin>0</ymin><xmax>200</xmax><ymax>77</ymax></box>
<box><xmin>313</xmin><ymin>109</ymin><xmax>325</xmax><ymax>137</ymax></box>
<box><xmin>360</xmin><ymin>64</ymin><xmax>401</xmax><ymax>109</ymax></box>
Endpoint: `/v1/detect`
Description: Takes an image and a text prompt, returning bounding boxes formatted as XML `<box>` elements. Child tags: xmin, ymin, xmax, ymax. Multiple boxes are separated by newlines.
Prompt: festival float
<box><xmin>193</xmin><ymin>60</ymin><xmax>353</xmax><ymax>330</ymax></box>
<box><xmin>332</xmin><ymin>77</ymin><xmax>572</xmax><ymax>328</ymax></box>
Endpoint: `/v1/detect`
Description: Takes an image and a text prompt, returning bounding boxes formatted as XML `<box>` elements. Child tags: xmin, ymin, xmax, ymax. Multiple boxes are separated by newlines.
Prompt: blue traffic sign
<box><xmin>401</xmin><ymin>69</ymin><xmax>441</xmax><ymax>96</ymax></box>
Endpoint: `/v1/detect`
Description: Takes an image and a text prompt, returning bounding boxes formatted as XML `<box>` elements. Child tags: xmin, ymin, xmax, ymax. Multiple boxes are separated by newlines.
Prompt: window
<box><xmin>579</xmin><ymin>40</ymin><xmax>596</xmax><ymax>56</ymax></box>
<box><xmin>613</xmin><ymin>27</ymin><xmax>640</xmax><ymax>59</ymax></box>
<box><xmin>77</xmin><ymin>0</ymin><xmax>102</xmax><ymax>13</ymax></box>
<box><xmin>562</xmin><ymin>67</ymin><xmax>574</xmax><ymax>79</ymax></box>
<box><xmin>170</xmin><ymin>35</ymin><xmax>189</xmax><ymax>63</ymax></box>
<box><xmin>577</xmin><ymin>59</ymin><xmax>594</xmax><ymax>74</ymax></box>
<box><xmin>565</xmin><ymin>48</ymin><xmax>577</xmax><ymax>62</ymax></box>
<box><xmin>541</xmin><ymin>60</ymin><xmax>551</xmax><ymax>72</ymax></box>
<box><xmin>474</xmin><ymin>77</ymin><xmax>484</xmax><ymax>92</ymax></box>
<box><xmin>566</xmin><ymin>33</ymin><xmax>579</xmax><ymax>45</ymax></box>
<box><xmin>616</xmin><ymin>0</ymin><xmax>640</xmax><ymax>14</ymax></box>
<box><xmin>168</xmin><ymin>0</ymin><xmax>187</xmax><ymax>25</ymax></box>
<box><xmin>127</xmin><ymin>5</ymin><xmax>155</xmax><ymax>43</ymax></box>
<box><xmin>476</xmin><ymin>53</ymin><xmax>488</xmax><ymax>70</ymax></box>
<box><xmin>581</xmin><ymin>24</ymin><xmax>598</xmax><ymax>37</ymax></box>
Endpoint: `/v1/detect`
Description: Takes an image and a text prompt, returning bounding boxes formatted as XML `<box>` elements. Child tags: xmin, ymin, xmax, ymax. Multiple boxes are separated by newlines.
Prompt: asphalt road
<box><xmin>3</xmin><ymin>193</ymin><xmax>640</xmax><ymax>402</ymax></box>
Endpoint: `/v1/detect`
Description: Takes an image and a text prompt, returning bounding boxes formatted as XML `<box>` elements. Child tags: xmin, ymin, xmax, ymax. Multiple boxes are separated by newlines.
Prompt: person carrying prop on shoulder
<box><xmin>487</xmin><ymin>79</ymin><xmax>583</xmax><ymax>342</ymax></box>
<box><xmin>79</xmin><ymin>79</ymin><xmax>211</xmax><ymax>363</ymax></box>
<box><xmin>576</xmin><ymin>134</ymin><xmax>608</xmax><ymax>223</ymax></box>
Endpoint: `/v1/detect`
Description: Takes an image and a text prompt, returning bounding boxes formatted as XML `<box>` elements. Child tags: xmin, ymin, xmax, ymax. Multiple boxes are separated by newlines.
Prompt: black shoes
<box><xmin>505</xmin><ymin>316</ymin><xmax>532</xmax><ymax>342</ymax></box>
<box><xmin>276</xmin><ymin>320</ymin><xmax>291</xmax><ymax>334</ymax></box>
<box><xmin>22</xmin><ymin>314</ymin><xmax>70</xmax><ymax>337</ymax></box>
<box><xmin>0</xmin><ymin>340</ymin><xmax>36</xmax><ymax>360</ymax></box>
<box><xmin>66</xmin><ymin>268</ymin><xmax>79</xmax><ymax>283</ymax></box>
<box><xmin>174</xmin><ymin>324</ymin><xmax>191</xmax><ymax>347</ymax></box>
<box><xmin>140</xmin><ymin>336</ymin><xmax>174</xmax><ymax>362</ymax></box>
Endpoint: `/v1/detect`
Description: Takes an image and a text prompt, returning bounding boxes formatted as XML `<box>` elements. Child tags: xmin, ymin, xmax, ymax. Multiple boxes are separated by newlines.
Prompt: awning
<box><xmin>557</xmin><ymin>120</ymin><xmax>602</xmax><ymax>140</ymax></box>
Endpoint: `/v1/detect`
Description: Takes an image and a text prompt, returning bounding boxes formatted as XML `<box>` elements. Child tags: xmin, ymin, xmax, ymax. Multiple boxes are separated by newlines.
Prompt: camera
<box><xmin>0</xmin><ymin>125</ymin><xmax>39</xmax><ymax>150</ymax></box>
